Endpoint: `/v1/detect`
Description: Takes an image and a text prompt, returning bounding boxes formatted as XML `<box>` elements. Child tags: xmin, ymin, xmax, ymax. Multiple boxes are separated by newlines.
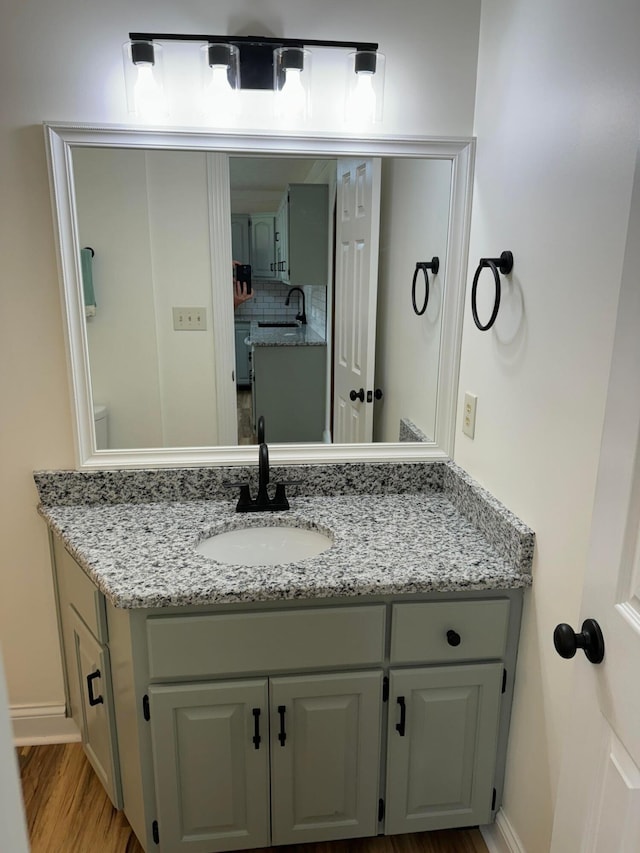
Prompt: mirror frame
<box><xmin>44</xmin><ymin>121</ymin><xmax>474</xmax><ymax>469</ymax></box>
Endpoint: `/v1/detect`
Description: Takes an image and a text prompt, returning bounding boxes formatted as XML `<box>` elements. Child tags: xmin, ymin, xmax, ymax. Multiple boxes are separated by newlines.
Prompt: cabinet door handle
<box><xmin>278</xmin><ymin>705</ymin><xmax>287</xmax><ymax>746</ymax></box>
<box><xmin>252</xmin><ymin>708</ymin><xmax>261</xmax><ymax>749</ymax></box>
<box><xmin>86</xmin><ymin>669</ymin><xmax>104</xmax><ymax>707</ymax></box>
<box><xmin>396</xmin><ymin>696</ymin><xmax>406</xmax><ymax>736</ymax></box>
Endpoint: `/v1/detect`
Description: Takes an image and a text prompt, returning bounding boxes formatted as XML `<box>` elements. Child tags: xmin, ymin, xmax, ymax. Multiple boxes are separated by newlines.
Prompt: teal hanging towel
<box><xmin>81</xmin><ymin>247</ymin><xmax>96</xmax><ymax>317</ymax></box>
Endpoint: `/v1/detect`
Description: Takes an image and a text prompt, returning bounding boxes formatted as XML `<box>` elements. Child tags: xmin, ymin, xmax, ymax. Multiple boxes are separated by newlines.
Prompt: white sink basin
<box><xmin>196</xmin><ymin>525</ymin><xmax>332</xmax><ymax>566</ymax></box>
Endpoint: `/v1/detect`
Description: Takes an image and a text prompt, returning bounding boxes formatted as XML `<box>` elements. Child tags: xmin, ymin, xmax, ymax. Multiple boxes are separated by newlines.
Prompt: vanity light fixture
<box><xmin>123</xmin><ymin>33</ymin><xmax>381</xmax><ymax>123</ymax></box>
<box><xmin>345</xmin><ymin>49</ymin><xmax>386</xmax><ymax>125</ymax></box>
<box><xmin>122</xmin><ymin>40</ymin><xmax>168</xmax><ymax>119</ymax></box>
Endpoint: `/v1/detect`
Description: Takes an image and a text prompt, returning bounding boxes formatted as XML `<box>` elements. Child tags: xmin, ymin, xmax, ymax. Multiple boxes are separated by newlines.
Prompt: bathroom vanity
<box><xmin>36</xmin><ymin>461</ymin><xmax>533</xmax><ymax>853</ymax></box>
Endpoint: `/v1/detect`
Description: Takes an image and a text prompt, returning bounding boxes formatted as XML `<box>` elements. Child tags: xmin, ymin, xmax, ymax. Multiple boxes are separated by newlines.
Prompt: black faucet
<box><xmin>285</xmin><ymin>287</ymin><xmax>307</xmax><ymax>324</ymax></box>
<box><xmin>235</xmin><ymin>436</ymin><xmax>291</xmax><ymax>512</ymax></box>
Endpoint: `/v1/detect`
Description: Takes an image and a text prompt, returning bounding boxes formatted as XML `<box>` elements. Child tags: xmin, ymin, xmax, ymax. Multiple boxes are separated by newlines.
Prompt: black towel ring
<box><xmin>471</xmin><ymin>250</ymin><xmax>514</xmax><ymax>331</ymax></box>
<box><xmin>83</xmin><ymin>246</ymin><xmax>95</xmax><ymax>257</ymax></box>
<box><xmin>411</xmin><ymin>257</ymin><xmax>440</xmax><ymax>316</ymax></box>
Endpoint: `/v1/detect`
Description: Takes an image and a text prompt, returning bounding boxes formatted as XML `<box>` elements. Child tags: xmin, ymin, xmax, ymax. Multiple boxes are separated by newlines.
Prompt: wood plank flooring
<box><xmin>18</xmin><ymin>743</ymin><xmax>489</xmax><ymax>853</ymax></box>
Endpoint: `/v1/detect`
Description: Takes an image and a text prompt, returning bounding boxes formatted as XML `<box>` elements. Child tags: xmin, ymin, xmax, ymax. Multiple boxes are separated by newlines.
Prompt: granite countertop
<box><xmin>248</xmin><ymin>322</ymin><xmax>326</xmax><ymax>347</ymax></box>
<box><xmin>37</xmin><ymin>462</ymin><xmax>534</xmax><ymax>609</ymax></box>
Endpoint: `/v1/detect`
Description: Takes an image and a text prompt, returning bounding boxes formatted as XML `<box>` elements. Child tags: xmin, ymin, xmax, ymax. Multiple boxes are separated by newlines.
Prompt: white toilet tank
<box><xmin>93</xmin><ymin>404</ymin><xmax>109</xmax><ymax>450</ymax></box>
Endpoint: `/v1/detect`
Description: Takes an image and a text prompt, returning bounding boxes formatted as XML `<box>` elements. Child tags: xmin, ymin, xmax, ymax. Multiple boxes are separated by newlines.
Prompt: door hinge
<box><xmin>382</xmin><ymin>676</ymin><xmax>389</xmax><ymax>702</ymax></box>
<box><xmin>152</xmin><ymin>820</ymin><xmax>160</xmax><ymax>844</ymax></box>
<box><xmin>378</xmin><ymin>798</ymin><xmax>385</xmax><ymax>822</ymax></box>
<box><xmin>502</xmin><ymin>668</ymin><xmax>507</xmax><ymax>694</ymax></box>
<box><xmin>143</xmin><ymin>694</ymin><xmax>150</xmax><ymax>721</ymax></box>
<box><xmin>492</xmin><ymin>788</ymin><xmax>497</xmax><ymax>811</ymax></box>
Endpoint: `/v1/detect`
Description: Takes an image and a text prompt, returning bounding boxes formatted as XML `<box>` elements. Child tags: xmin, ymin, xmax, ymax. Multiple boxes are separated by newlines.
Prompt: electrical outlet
<box><xmin>172</xmin><ymin>307</ymin><xmax>207</xmax><ymax>331</ymax></box>
<box><xmin>462</xmin><ymin>392</ymin><xmax>477</xmax><ymax>438</ymax></box>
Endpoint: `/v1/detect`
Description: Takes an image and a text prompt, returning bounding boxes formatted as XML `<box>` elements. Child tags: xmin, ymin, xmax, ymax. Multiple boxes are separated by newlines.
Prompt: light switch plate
<box><xmin>462</xmin><ymin>392</ymin><xmax>477</xmax><ymax>438</ymax></box>
<box><xmin>172</xmin><ymin>307</ymin><xmax>207</xmax><ymax>331</ymax></box>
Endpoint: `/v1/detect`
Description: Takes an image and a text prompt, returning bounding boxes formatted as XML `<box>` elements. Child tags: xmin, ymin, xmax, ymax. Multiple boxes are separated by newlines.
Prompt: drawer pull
<box><xmin>252</xmin><ymin>708</ymin><xmax>261</xmax><ymax>749</ymax></box>
<box><xmin>396</xmin><ymin>696</ymin><xmax>406</xmax><ymax>737</ymax></box>
<box><xmin>278</xmin><ymin>705</ymin><xmax>287</xmax><ymax>746</ymax></box>
<box><xmin>86</xmin><ymin>669</ymin><xmax>103</xmax><ymax>707</ymax></box>
<box><xmin>447</xmin><ymin>629</ymin><xmax>461</xmax><ymax>647</ymax></box>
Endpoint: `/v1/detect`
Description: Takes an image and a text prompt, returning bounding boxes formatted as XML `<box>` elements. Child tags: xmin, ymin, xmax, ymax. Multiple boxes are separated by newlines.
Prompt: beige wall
<box><xmin>0</xmin><ymin>0</ymin><xmax>480</xmax><ymax>712</ymax></box>
<box><xmin>456</xmin><ymin>1</ymin><xmax>640</xmax><ymax>850</ymax></box>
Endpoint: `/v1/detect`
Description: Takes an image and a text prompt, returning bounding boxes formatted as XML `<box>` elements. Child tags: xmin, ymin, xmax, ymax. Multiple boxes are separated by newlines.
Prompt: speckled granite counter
<box><xmin>35</xmin><ymin>461</ymin><xmax>534</xmax><ymax>610</ymax></box>
<box><xmin>248</xmin><ymin>322</ymin><xmax>325</xmax><ymax>346</ymax></box>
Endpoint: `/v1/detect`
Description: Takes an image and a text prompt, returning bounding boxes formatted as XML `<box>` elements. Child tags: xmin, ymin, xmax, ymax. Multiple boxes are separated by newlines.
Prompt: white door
<box><xmin>333</xmin><ymin>158</ymin><xmax>381</xmax><ymax>443</ymax></box>
<box><xmin>551</xmin><ymin>147</ymin><xmax>640</xmax><ymax>851</ymax></box>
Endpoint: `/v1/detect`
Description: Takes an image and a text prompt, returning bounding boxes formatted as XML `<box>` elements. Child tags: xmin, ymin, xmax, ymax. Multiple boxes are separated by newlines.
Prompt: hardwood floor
<box><xmin>18</xmin><ymin>743</ymin><xmax>488</xmax><ymax>853</ymax></box>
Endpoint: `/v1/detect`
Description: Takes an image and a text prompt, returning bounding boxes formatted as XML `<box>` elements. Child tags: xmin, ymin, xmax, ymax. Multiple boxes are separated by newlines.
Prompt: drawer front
<box><xmin>147</xmin><ymin>605</ymin><xmax>386</xmax><ymax>680</ymax></box>
<box><xmin>54</xmin><ymin>536</ymin><xmax>107</xmax><ymax>643</ymax></box>
<box><xmin>391</xmin><ymin>599</ymin><xmax>510</xmax><ymax>664</ymax></box>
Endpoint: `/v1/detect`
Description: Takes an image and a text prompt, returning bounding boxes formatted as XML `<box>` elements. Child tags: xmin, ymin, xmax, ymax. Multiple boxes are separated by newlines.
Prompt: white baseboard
<box><xmin>481</xmin><ymin>809</ymin><xmax>527</xmax><ymax>853</ymax></box>
<box><xmin>11</xmin><ymin>704</ymin><xmax>81</xmax><ymax>746</ymax></box>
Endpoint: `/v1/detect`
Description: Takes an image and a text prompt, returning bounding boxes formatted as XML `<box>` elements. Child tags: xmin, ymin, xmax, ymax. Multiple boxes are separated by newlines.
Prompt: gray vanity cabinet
<box><xmin>384</xmin><ymin>664</ymin><xmax>502</xmax><ymax>834</ymax></box>
<box><xmin>269</xmin><ymin>671</ymin><xmax>383</xmax><ymax>845</ymax></box>
<box><xmin>49</xmin><ymin>533</ymin><xmax>524</xmax><ymax>853</ymax></box>
<box><xmin>148</xmin><ymin>680</ymin><xmax>270</xmax><ymax>853</ymax></box>
<box><xmin>51</xmin><ymin>537</ymin><xmax>122</xmax><ymax>809</ymax></box>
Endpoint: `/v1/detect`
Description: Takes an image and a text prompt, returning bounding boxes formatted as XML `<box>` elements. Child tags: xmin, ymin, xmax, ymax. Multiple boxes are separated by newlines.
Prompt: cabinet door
<box><xmin>288</xmin><ymin>184</ymin><xmax>329</xmax><ymax>286</ymax></box>
<box><xmin>234</xmin><ymin>321</ymin><xmax>251</xmax><ymax>386</ymax></box>
<box><xmin>250</xmin><ymin>214</ymin><xmax>276</xmax><ymax>277</ymax></box>
<box><xmin>149</xmin><ymin>680</ymin><xmax>270</xmax><ymax>853</ymax></box>
<box><xmin>70</xmin><ymin>608</ymin><xmax>122</xmax><ymax>809</ymax></box>
<box><xmin>270</xmin><ymin>671</ymin><xmax>382</xmax><ymax>845</ymax></box>
<box><xmin>275</xmin><ymin>195</ymin><xmax>289</xmax><ymax>282</ymax></box>
<box><xmin>385</xmin><ymin>664</ymin><xmax>502</xmax><ymax>834</ymax></box>
<box><xmin>231</xmin><ymin>214</ymin><xmax>250</xmax><ymax>264</ymax></box>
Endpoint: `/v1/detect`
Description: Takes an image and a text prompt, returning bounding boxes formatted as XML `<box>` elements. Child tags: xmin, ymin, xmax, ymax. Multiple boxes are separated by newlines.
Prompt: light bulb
<box><xmin>133</xmin><ymin>63</ymin><xmax>166</xmax><ymax>120</ymax></box>
<box><xmin>347</xmin><ymin>71</ymin><xmax>377</xmax><ymax>124</ymax></box>
<box><xmin>203</xmin><ymin>65</ymin><xmax>238</xmax><ymax>123</ymax></box>
<box><xmin>278</xmin><ymin>68</ymin><xmax>307</xmax><ymax>118</ymax></box>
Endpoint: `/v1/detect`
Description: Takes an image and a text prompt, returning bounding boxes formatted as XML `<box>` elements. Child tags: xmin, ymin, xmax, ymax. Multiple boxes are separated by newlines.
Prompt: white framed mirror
<box><xmin>44</xmin><ymin>122</ymin><xmax>474</xmax><ymax>468</ymax></box>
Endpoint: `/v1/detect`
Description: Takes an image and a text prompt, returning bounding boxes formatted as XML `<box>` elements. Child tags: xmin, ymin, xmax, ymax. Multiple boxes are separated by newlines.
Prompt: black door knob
<box><xmin>553</xmin><ymin>618</ymin><xmax>605</xmax><ymax>664</ymax></box>
<box><xmin>349</xmin><ymin>388</ymin><xmax>365</xmax><ymax>402</ymax></box>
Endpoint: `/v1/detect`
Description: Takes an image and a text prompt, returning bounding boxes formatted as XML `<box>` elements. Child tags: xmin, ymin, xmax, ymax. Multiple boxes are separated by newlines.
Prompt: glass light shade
<box><xmin>200</xmin><ymin>43</ymin><xmax>241</xmax><ymax>124</ymax></box>
<box><xmin>122</xmin><ymin>40</ymin><xmax>168</xmax><ymax>120</ymax></box>
<box><xmin>345</xmin><ymin>50</ymin><xmax>385</xmax><ymax>126</ymax></box>
<box><xmin>273</xmin><ymin>47</ymin><xmax>312</xmax><ymax>121</ymax></box>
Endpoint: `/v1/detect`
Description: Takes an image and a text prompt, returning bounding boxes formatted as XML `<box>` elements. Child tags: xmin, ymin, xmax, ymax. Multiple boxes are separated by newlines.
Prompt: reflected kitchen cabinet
<box><xmin>252</xmin><ymin>344</ymin><xmax>327</xmax><ymax>442</ymax></box>
<box><xmin>231</xmin><ymin>214</ymin><xmax>250</xmax><ymax>265</ymax></box>
<box><xmin>251</xmin><ymin>214</ymin><xmax>277</xmax><ymax>278</ymax></box>
<box><xmin>277</xmin><ymin>184</ymin><xmax>329</xmax><ymax>287</ymax></box>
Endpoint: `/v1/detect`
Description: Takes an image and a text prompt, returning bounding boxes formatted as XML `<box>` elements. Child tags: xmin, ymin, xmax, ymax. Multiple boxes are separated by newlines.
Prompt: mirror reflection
<box><xmin>72</xmin><ymin>147</ymin><xmax>452</xmax><ymax>451</ymax></box>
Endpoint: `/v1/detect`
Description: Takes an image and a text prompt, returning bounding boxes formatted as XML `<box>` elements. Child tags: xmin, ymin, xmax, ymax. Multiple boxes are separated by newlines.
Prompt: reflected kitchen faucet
<box><xmin>285</xmin><ymin>287</ymin><xmax>307</xmax><ymax>324</ymax></box>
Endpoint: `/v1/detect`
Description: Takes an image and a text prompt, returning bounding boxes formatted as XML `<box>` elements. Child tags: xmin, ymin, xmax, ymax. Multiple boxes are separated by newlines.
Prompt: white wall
<box><xmin>456</xmin><ymin>1</ymin><xmax>640</xmax><ymax>851</ymax></box>
<box><xmin>375</xmin><ymin>158</ymin><xmax>452</xmax><ymax>442</ymax></box>
<box><xmin>0</xmin><ymin>0</ymin><xmax>480</xmax><ymax>724</ymax></box>
<box><xmin>76</xmin><ymin>148</ymin><xmax>220</xmax><ymax>449</ymax></box>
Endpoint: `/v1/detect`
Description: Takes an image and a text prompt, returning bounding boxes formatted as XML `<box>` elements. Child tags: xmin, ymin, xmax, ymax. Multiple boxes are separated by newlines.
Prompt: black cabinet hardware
<box><xmin>382</xmin><ymin>676</ymin><xmax>389</xmax><ymax>702</ymax></box>
<box><xmin>252</xmin><ymin>708</ymin><xmax>261</xmax><ymax>749</ymax></box>
<box><xmin>152</xmin><ymin>820</ymin><xmax>159</xmax><ymax>844</ymax></box>
<box><xmin>446</xmin><ymin>629</ymin><xmax>461</xmax><ymax>647</ymax></box>
<box><xmin>553</xmin><ymin>618</ymin><xmax>605</xmax><ymax>664</ymax></box>
<box><xmin>86</xmin><ymin>669</ymin><xmax>103</xmax><ymax>706</ymax></box>
<box><xmin>142</xmin><ymin>694</ymin><xmax>150</xmax><ymax>721</ymax></box>
<box><xmin>350</xmin><ymin>388</ymin><xmax>365</xmax><ymax>402</ymax></box>
<box><xmin>374</xmin><ymin>388</ymin><xmax>383</xmax><ymax>400</ymax></box>
<box><xmin>278</xmin><ymin>704</ymin><xmax>287</xmax><ymax>745</ymax></box>
<box><xmin>378</xmin><ymin>798</ymin><xmax>385</xmax><ymax>821</ymax></box>
<box><xmin>396</xmin><ymin>696</ymin><xmax>406</xmax><ymax>736</ymax></box>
